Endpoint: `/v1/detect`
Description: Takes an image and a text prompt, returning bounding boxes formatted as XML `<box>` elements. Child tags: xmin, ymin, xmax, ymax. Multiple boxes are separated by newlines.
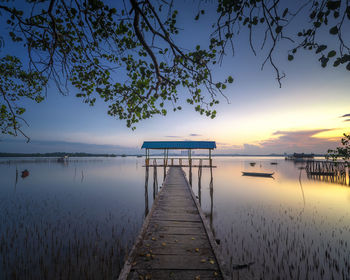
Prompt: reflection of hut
<box><xmin>57</xmin><ymin>155</ymin><xmax>69</xmax><ymax>162</ymax></box>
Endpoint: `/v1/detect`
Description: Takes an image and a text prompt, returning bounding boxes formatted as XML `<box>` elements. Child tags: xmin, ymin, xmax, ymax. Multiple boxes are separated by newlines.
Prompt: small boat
<box><xmin>249</xmin><ymin>162</ymin><xmax>256</xmax><ymax>166</ymax></box>
<box><xmin>21</xmin><ymin>169</ymin><xmax>29</xmax><ymax>178</ymax></box>
<box><xmin>270</xmin><ymin>162</ymin><xmax>278</xmax><ymax>165</ymax></box>
<box><xmin>242</xmin><ymin>172</ymin><xmax>274</xmax><ymax>177</ymax></box>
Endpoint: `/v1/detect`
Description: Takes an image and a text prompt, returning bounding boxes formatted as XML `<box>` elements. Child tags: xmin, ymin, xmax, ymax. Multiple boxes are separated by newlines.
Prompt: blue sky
<box><xmin>0</xmin><ymin>1</ymin><xmax>349</xmax><ymax>154</ymax></box>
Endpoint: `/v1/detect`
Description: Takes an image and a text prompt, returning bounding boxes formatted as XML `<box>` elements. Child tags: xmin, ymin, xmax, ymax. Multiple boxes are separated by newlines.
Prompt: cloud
<box><xmin>242</xmin><ymin>144</ymin><xmax>262</xmax><ymax>154</ymax></box>
<box><xmin>215</xmin><ymin>129</ymin><xmax>342</xmax><ymax>155</ymax></box>
<box><xmin>344</xmin><ymin>119</ymin><xmax>350</xmax><ymax>122</ymax></box>
<box><xmin>164</xmin><ymin>135</ymin><xmax>181</xmax><ymax>138</ymax></box>
<box><xmin>257</xmin><ymin>129</ymin><xmax>339</xmax><ymax>154</ymax></box>
<box><xmin>216</xmin><ymin>142</ymin><xmax>241</xmax><ymax>149</ymax></box>
<box><xmin>189</xmin><ymin>133</ymin><xmax>201</xmax><ymax>137</ymax></box>
<box><xmin>272</xmin><ymin>129</ymin><xmax>332</xmax><ymax>137</ymax></box>
<box><xmin>341</xmin><ymin>113</ymin><xmax>350</xmax><ymax>118</ymax></box>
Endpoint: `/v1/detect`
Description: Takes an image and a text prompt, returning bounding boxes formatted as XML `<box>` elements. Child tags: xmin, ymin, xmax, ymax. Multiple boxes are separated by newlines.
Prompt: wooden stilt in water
<box><xmin>198</xmin><ymin>159</ymin><xmax>202</xmax><ymax>205</ymax></box>
<box><xmin>144</xmin><ymin>166</ymin><xmax>149</xmax><ymax>217</ymax></box>
<box><xmin>189</xmin><ymin>164</ymin><xmax>192</xmax><ymax>187</ymax></box>
<box><xmin>153</xmin><ymin>160</ymin><xmax>158</xmax><ymax>200</ymax></box>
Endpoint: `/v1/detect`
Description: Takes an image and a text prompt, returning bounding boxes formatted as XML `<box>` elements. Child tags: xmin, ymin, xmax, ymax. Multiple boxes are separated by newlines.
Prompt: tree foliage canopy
<box><xmin>327</xmin><ymin>133</ymin><xmax>350</xmax><ymax>164</ymax></box>
<box><xmin>0</xmin><ymin>0</ymin><xmax>349</xmax><ymax>140</ymax></box>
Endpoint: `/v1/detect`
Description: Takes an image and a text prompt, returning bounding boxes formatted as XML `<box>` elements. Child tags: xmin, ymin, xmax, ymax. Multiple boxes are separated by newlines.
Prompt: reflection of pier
<box><xmin>120</xmin><ymin>141</ymin><xmax>229</xmax><ymax>279</ymax></box>
<box><xmin>306</xmin><ymin>161</ymin><xmax>349</xmax><ymax>186</ymax></box>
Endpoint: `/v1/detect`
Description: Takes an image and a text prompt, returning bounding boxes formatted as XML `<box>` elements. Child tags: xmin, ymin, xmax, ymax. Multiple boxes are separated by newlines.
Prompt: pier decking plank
<box><xmin>118</xmin><ymin>167</ymin><xmax>229</xmax><ymax>280</ymax></box>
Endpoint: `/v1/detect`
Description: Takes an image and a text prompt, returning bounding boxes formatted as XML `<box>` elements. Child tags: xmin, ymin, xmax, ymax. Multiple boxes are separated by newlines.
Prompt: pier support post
<box><xmin>198</xmin><ymin>160</ymin><xmax>202</xmax><ymax>205</ymax></box>
<box><xmin>153</xmin><ymin>160</ymin><xmax>158</xmax><ymax>199</ymax></box>
<box><xmin>188</xmin><ymin>149</ymin><xmax>192</xmax><ymax>186</ymax></box>
<box><xmin>144</xmin><ymin>166</ymin><xmax>149</xmax><ymax>217</ymax></box>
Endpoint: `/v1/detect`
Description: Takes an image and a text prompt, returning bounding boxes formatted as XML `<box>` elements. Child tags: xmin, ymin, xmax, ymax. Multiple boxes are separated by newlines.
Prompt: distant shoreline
<box><xmin>0</xmin><ymin>152</ymin><xmax>118</xmax><ymax>158</ymax></box>
<box><xmin>0</xmin><ymin>152</ymin><xmax>326</xmax><ymax>158</ymax></box>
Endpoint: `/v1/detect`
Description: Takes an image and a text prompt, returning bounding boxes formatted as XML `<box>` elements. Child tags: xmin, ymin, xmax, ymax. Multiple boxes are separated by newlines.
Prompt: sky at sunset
<box><xmin>0</xmin><ymin>1</ymin><xmax>349</xmax><ymax>155</ymax></box>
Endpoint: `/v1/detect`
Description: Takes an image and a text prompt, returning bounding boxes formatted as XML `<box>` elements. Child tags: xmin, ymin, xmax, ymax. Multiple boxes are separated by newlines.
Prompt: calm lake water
<box><xmin>0</xmin><ymin>156</ymin><xmax>349</xmax><ymax>279</ymax></box>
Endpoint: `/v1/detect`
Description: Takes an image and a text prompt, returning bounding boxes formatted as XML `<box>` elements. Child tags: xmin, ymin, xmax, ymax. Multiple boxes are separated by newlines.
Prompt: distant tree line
<box><xmin>0</xmin><ymin>152</ymin><xmax>118</xmax><ymax>157</ymax></box>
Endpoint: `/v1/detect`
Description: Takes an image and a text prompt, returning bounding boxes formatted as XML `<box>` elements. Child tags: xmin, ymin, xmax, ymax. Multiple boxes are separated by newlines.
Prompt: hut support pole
<box><xmin>145</xmin><ymin>149</ymin><xmax>149</xmax><ymax>166</ymax></box>
<box><xmin>209</xmin><ymin>149</ymin><xmax>212</xmax><ymax>167</ymax></box>
<box><xmin>153</xmin><ymin>159</ymin><xmax>158</xmax><ymax>199</ymax></box>
<box><xmin>144</xmin><ymin>166</ymin><xmax>149</xmax><ymax>217</ymax></box>
<box><xmin>163</xmin><ymin>149</ymin><xmax>168</xmax><ymax>181</ymax></box>
<box><xmin>188</xmin><ymin>149</ymin><xmax>192</xmax><ymax>186</ymax></box>
<box><xmin>198</xmin><ymin>159</ymin><xmax>202</xmax><ymax>205</ymax></box>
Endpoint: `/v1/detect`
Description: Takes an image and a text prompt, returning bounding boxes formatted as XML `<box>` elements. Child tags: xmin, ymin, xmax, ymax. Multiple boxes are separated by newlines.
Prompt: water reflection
<box><xmin>1</xmin><ymin>157</ymin><xmax>350</xmax><ymax>279</ymax></box>
<box><xmin>298</xmin><ymin>169</ymin><xmax>306</xmax><ymax>214</ymax></box>
<box><xmin>209</xmin><ymin>166</ymin><xmax>214</xmax><ymax>232</ymax></box>
<box><xmin>0</xmin><ymin>157</ymin><xmax>146</xmax><ymax>279</ymax></box>
<box><xmin>307</xmin><ymin>172</ymin><xmax>349</xmax><ymax>186</ymax></box>
<box><xmin>14</xmin><ymin>167</ymin><xmax>18</xmax><ymax>191</ymax></box>
<box><xmin>203</xmin><ymin>157</ymin><xmax>350</xmax><ymax>279</ymax></box>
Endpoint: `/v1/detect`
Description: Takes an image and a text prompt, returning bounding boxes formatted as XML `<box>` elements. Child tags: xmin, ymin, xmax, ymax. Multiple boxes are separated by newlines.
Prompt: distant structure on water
<box><xmin>285</xmin><ymin>153</ymin><xmax>314</xmax><ymax>161</ymax></box>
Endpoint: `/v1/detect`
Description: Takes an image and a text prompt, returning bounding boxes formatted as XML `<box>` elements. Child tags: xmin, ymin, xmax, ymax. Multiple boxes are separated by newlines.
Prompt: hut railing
<box><xmin>145</xmin><ymin>157</ymin><xmax>213</xmax><ymax>167</ymax></box>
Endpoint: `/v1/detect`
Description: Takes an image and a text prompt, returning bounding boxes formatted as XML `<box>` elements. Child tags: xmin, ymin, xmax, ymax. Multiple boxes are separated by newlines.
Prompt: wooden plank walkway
<box><xmin>118</xmin><ymin>167</ymin><xmax>230</xmax><ymax>280</ymax></box>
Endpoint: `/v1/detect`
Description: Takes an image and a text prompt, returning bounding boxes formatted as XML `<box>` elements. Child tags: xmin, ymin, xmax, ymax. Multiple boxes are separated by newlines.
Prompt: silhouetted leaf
<box><xmin>316</xmin><ymin>45</ymin><xmax>327</xmax><ymax>53</ymax></box>
<box><xmin>275</xmin><ymin>26</ymin><xmax>282</xmax><ymax>33</ymax></box>
<box><xmin>327</xmin><ymin>50</ymin><xmax>336</xmax><ymax>58</ymax></box>
<box><xmin>329</xmin><ymin>26</ymin><xmax>338</xmax><ymax>34</ymax></box>
<box><xmin>314</xmin><ymin>21</ymin><xmax>321</xmax><ymax>28</ymax></box>
<box><xmin>326</xmin><ymin>1</ymin><xmax>341</xmax><ymax>10</ymax></box>
<box><xmin>347</xmin><ymin>62</ymin><xmax>350</xmax><ymax>71</ymax></box>
<box><xmin>333</xmin><ymin>58</ymin><xmax>341</xmax><ymax>67</ymax></box>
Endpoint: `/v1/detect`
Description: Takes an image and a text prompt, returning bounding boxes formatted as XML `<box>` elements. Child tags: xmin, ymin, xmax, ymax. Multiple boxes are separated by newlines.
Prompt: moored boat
<box><xmin>242</xmin><ymin>171</ymin><xmax>274</xmax><ymax>177</ymax></box>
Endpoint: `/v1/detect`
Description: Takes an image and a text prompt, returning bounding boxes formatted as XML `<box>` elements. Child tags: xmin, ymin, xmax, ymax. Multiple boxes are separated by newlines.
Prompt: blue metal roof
<box><xmin>142</xmin><ymin>141</ymin><xmax>216</xmax><ymax>149</ymax></box>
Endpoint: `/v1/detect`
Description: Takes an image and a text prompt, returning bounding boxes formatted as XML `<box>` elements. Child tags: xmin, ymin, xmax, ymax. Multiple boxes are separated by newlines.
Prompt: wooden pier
<box><xmin>118</xmin><ymin>167</ymin><xmax>229</xmax><ymax>280</ymax></box>
<box><xmin>305</xmin><ymin>160</ymin><xmax>349</xmax><ymax>186</ymax></box>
